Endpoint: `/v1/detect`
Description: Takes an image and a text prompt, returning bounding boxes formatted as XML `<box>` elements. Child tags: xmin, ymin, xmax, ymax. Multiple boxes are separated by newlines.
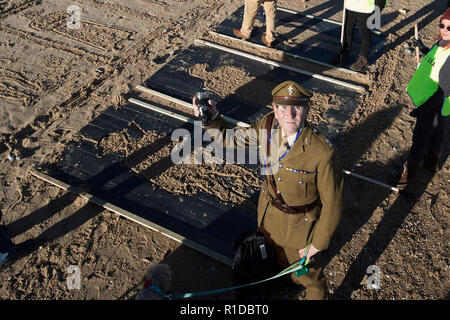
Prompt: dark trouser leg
<box><xmin>356</xmin><ymin>12</ymin><xmax>371</xmax><ymax>59</ymax></box>
<box><xmin>428</xmin><ymin>113</ymin><xmax>447</xmax><ymax>152</ymax></box>
<box><xmin>342</xmin><ymin>10</ymin><xmax>357</xmax><ymax>55</ymax></box>
<box><xmin>0</xmin><ymin>230</ymin><xmax>16</xmax><ymax>265</ymax></box>
<box><xmin>409</xmin><ymin>108</ymin><xmax>445</xmax><ymax>164</ymax></box>
<box><xmin>283</xmin><ymin>247</ymin><xmax>327</xmax><ymax>300</ymax></box>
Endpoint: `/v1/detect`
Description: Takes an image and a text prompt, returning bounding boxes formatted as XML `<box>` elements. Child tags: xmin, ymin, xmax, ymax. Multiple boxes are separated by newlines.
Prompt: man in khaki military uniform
<box><xmin>192</xmin><ymin>81</ymin><xmax>344</xmax><ymax>300</ymax></box>
<box><xmin>233</xmin><ymin>0</ymin><xmax>277</xmax><ymax>47</ymax></box>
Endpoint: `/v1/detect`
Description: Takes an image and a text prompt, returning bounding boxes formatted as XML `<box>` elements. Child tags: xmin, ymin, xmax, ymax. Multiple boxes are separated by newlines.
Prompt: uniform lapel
<box><xmin>281</xmin><ymin>124</ymin><xmax>313</xmax><ymax>161</ymax></box>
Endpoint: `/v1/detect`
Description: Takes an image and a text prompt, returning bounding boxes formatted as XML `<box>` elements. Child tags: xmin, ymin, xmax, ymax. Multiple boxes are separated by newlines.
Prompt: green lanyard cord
<box><xmin>169</xmin><ymin>258</ymin><xmax>310</xmax><ymax>300</ymax></box>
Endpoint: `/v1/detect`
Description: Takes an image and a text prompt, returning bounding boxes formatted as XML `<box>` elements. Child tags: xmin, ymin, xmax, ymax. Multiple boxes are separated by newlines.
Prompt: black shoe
<box><xmin>424</xmin><ymin>149</ymin><xmax>441</xmax><ymax>173</ymax></box>
<box><xmin>397</xmin><ymin>162</ymin><xmax>421</xmax><ymax>185</ymax></box>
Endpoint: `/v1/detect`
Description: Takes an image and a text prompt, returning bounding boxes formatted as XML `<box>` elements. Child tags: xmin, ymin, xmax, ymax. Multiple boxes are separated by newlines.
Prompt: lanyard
<box><xmin>170</xmin><ymin>259</ymin><xmax>309</xmax><ymax>299</ymax></box>
<box><xmin>262</xmin><ymin>121</ymin><xmax>303</xmax><ymax>170</ymax></box>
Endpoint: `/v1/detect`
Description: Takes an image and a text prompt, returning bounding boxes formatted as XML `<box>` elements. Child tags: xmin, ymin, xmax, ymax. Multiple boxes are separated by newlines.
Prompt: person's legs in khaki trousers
<box><xmin>283</xmin><ymin>247</ymin><xmax>328</xmax><ymax>300</ymax></box>
<box><xmin>240</xmin><ymin>0</ymin><xmax>276</xmax><ymax>42</ymax></box>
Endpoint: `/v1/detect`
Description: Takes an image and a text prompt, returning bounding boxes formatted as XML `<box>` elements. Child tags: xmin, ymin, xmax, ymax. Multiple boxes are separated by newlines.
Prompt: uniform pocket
<box><xmin>293</xmin><ymin>172</ymin><xmax>317</xmax><ymax>204</ymax></box>
<box><xmin>272</xmin><ymin>167</ymin><xmax>317</xmax><ymax>206</ymax></box>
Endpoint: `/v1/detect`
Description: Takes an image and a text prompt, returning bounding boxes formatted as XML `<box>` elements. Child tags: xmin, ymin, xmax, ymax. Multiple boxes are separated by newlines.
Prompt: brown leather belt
<box><xmin>269</xmin><ymin>195</ymin><xmax>319</xmax><ymax>214</ymax></box>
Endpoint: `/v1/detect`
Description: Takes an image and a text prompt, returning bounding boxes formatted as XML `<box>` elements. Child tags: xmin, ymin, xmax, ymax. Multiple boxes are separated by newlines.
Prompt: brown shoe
<box><xmin>397</xmin><ymin>162</ymin><xmax>420</xmax><ymax>185</ymax></box>
<box><xmin>233</xmin><ymin>29</ymin><xmax>249</xmax><ymax>40</ymax></box>
<box><xmin>424</xmin><ymin>149</ymin><xmax>441</xmax><ymax>173</ymax></box>
<box><xmin>350</xmin><ymin>55</ymin><xmax>368</xmax><ymax>72</ymax></box>
<box><xmin>261</xmin><ymin>33</ymin><xmax>273</xmax><ymax>47</ymax></box>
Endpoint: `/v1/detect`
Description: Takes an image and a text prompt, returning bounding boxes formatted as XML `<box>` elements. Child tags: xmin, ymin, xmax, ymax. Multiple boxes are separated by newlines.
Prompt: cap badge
<box><xmin>288</xmin><ymin>86</ymin><xmax>294</xmax><ymax>96</ymax></box>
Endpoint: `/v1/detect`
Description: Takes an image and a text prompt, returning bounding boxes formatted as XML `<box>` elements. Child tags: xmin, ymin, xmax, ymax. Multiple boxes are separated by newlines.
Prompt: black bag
<box><xmin>231</xmin><ymin>230</ymin><xmax>278</xmax><ymax>295</ymax></box>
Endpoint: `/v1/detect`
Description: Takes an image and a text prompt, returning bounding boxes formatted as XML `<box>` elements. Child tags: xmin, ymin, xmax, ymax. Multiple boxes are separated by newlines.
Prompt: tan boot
<box><xmin>397</xmin><ymin>162</ymin><xmax>420</xmax><ymax>185</ymax></box>
<box><xmin>350</xmin><ymin>55</ymin><xmax>368</xmax><ymax>72</ymax></box>
<box><xmin>233</xmin><ymin>29</ymin><xmax>250</xmax><ymax>40</ymax></box>
<box><xmin>261</xmin><ymin>33</ymin><xmax>273</xmax><ymax>47</ymax></box>
<box><xmin>424</xmin><ymin>149</ymin><xmax>441</xmax><ymax>173</ymax></box>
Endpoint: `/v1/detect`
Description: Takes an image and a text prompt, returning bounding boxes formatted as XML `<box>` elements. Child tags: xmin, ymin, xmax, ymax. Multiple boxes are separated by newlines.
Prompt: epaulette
<box><xmin>310</xmin><ymin>124</ymin><xmax>334</xmax><ymax>149</ymax></box>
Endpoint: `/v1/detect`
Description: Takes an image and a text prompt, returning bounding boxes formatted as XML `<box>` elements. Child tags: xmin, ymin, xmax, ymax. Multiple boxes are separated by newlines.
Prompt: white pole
<box><xmin>29</xmin><ymin>170</ymin><xmax>233</xmax><ymax>266</ymax></box>
<box><xmin>129</xmin><ymin>98</ymin><xmax>197</xmax><ymax>125</ymax></box>
<box><xmin>414</xmin><ymin>23</ymin><xmax>420</xmax><ymax>67</ymax></box>
<box><xmin>208</xmin><ymin>30</ymin><xmax>359</xmax><ymax>75</ymax></box>
<box><xmin>130</xmin><ymin>97</ymin><xmax>407</xmax><ymax>196</ymax></box>
<box><xmin>276</xmin><ymin>6</ymin><xmax>384</xmax><ymax>36</ymax></box>
<box><xmin>342</xmin><ymin>169</ymin><xmax>400</xmax><ymax>192</ymax></box>
<box><xmin>194</xmin><ymin>39</ymin><xmax>365</xmax><ymax>92</ymax></box>
<box><xmin>135</xmin><ymin>85</ymin><xmax>250</xmax><ymax>127</ymax></box>
<box><xmin>340</xmin><ymin>0</ymin><xmax>347</xmax><ymax>62</ymax></box>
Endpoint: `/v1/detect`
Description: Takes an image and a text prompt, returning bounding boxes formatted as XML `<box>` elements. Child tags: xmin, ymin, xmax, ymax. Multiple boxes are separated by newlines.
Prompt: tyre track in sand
<box><xmin>0</xmin><ymin>1</ymin><xmax>224</xmax><ymax>167</ymax></box>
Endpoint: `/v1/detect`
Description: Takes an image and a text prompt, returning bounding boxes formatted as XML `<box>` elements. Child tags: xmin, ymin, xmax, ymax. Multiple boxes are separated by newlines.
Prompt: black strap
<box><xmin>259</xmin><ymin>113</ymin><xmax>275</xmax><ymax>227</ymax></box>
<box><xmin>263</xmin><ymin>113</ymin><xmax>286</xmax><ymax>205</ymax></box>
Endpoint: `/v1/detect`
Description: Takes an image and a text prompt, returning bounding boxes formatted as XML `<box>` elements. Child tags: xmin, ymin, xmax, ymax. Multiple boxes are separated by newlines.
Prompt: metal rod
<box><xmin>194</xmin><ymin>39</ymin><xmax>365</xmax><ymax>92</ymax></box>
<box><xmin>130</xmin><ymin>99</ymin><xmax>406</xmax><ymax>197</ymax></box>
<box><xmin>136</xmin><ymin>85</ymin><xmax>194</xmax><ymax>109</ymax></box>
<box><xmin>342</xmin><ymin>169</ymin><xmax>415</xmax><ymax>198</ymax></box>
<box><xmin>135</xmin><ymin>85</ymin><xmax>250</xmax><ymax>127</ymax></box>
<box><xmin>29</xmin><ymin>169</ymin><xmax>233</xmax><ymax>266</ymax></box>
<box><xmin>340</xmin><ymin>0</ymin><xmax>347</xmax><ymax>49</ymax></box>
<box><xmin>277</xmin><ymin>6</ymin><xmax>341</xmax><ymax>26</ymax></box>
<box><xmin>343</xmin><ymin>169</ymin><xmax>399</xmax><ymax>192</ymax></box>
<box><xmin>277</xmin><ymin>6</ymin><xmax>386</xmax><ymax>36</ymax></box>
<box><xmin>130</xmin><ymin>95</ymin><xmax>406</xmax><ymax>195</ymax></box>
<box><xmin>414</xmin><ymin>23</ymin><xmax>420</xmax><ymax>65</ymax></box>
<box><xmin>129</xmin><ymin>98</ymin><xmax>197</xmax><ymax>124</ymax></box>
<box><xmin>208</xmin><ymin>30</ymin><xmax>359</xmax><ymax>75</ymax></box>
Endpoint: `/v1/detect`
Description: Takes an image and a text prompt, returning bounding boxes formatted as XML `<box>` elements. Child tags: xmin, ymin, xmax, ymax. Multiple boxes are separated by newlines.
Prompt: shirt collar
<box><xmin>281</xmin><ymin>122</ymin><xmax>305</xmax><ymax>146</ymax></box>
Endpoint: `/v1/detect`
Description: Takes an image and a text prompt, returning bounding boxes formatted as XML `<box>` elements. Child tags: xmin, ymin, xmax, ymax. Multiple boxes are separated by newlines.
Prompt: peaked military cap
<box><xmin>271</xmin><ymin>81</ymin><xmax>313</xmax><ymax>106</ymax></box>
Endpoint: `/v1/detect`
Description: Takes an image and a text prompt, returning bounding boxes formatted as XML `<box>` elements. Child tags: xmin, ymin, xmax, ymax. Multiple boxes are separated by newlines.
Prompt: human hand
<box><xmin>298</xmin><ymin>244</ymin><xmax>320</xmax><ymax>263</ymax></box>
<box><xmin>192</xmin><ymin>96</ymin><xmax>219</xmax><ymax>127</ymax></box>
<box><xmin>192</xmin><ymin>96</ymin><xmax>218</xmax><ymax>117</ymax></box>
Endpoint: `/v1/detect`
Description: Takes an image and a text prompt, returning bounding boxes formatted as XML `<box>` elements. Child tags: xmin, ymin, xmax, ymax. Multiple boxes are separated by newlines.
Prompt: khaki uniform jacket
<box><xmin>205</xmin><ymin>112</ymin><xmax>344</xmax><ymax>251</ymax></box>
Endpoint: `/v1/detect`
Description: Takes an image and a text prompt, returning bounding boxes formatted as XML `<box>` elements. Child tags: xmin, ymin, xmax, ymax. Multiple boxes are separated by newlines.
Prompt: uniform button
<box><xmin>277</xmin><ymin>177</ymin><xmax>282</xmax><ymax>181</ymax></box>
<box><xmin>299</xmin><ymin>180</ymin><xmax>303</xmax><ymax>184</ymax></box>
<box><xmin>262</xmin><ymin>188</ymin><xmax>265</xmax><ymax>192</ymax></box>
<box><xmin>276</xmin><ymin>190</ymin><xmax>281</xmax><ymax>194</ymax></box>
<box><xmin>279</xmin><ymin>163</ymin><xmax>283</xmax><ymax>168</ymax></box>
<box><xmin>305</xmin><ymin>217</ymin><xmax>309</xmax><ymax>222</ymax></box>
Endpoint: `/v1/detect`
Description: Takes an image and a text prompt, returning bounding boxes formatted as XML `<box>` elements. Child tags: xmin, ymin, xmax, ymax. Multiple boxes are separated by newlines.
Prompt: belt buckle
<box><xmin>281</xmin><ymin>203</ymin><xmax>296</xmax><ymax>214</ymax></box>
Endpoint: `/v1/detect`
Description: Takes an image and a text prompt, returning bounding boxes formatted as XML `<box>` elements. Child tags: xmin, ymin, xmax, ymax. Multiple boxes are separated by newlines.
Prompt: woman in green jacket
<box><xmin>398</xmin><ymin>9</ymin><xmax>450</xmax><ymax>184</ymax></box>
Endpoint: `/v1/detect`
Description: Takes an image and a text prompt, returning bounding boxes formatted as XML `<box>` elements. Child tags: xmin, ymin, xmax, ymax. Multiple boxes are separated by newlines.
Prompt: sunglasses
<box><xmin>439</xmin><ymin>23</ymin><xmax>450</xmax><ymax>31</ymax></box>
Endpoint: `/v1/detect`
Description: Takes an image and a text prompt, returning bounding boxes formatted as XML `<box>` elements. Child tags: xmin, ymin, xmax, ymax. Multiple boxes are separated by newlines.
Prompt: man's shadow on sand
<box><xmin>322</xmin><ymin>103</ymin><xmax>449</xmax><ymax>299</ymax></box>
